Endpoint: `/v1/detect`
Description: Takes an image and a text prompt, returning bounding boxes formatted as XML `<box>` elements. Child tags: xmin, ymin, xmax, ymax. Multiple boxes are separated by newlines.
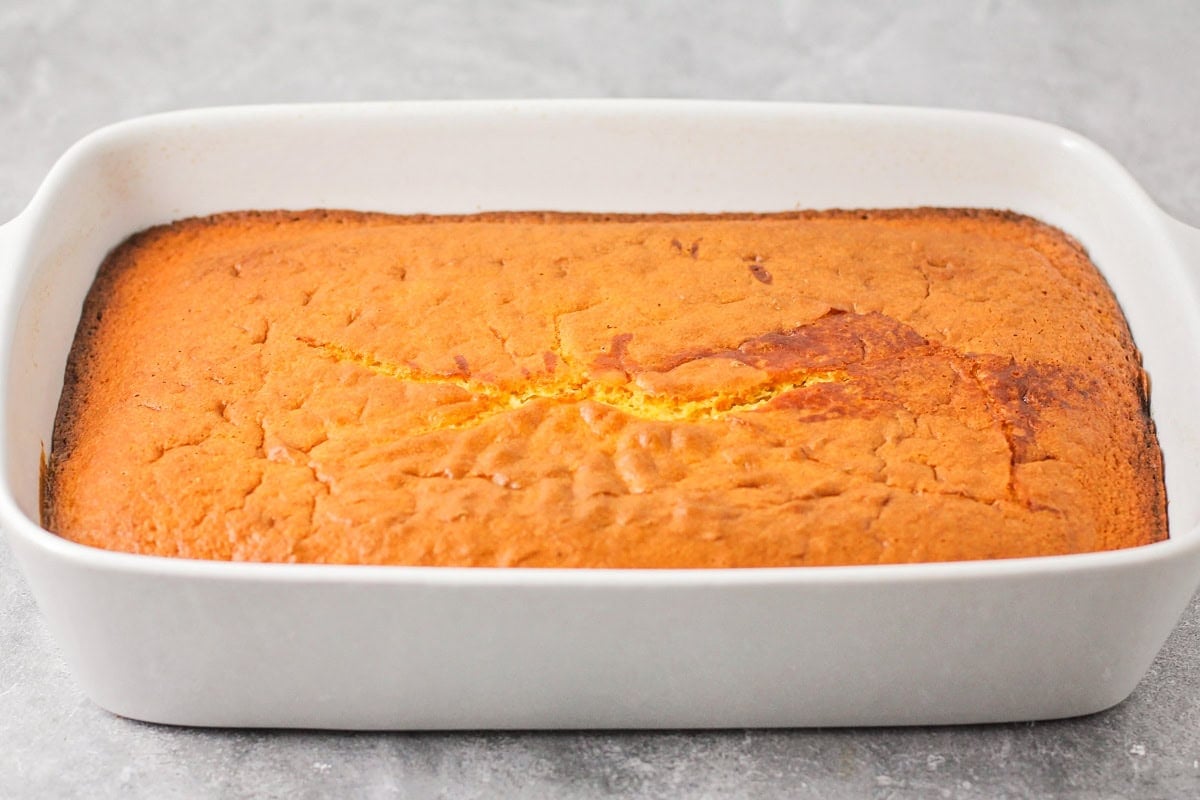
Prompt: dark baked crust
<box><xmin>44</xmin><ymin>208</ymin><xmax>1167</xmax><ymax>566</ymax></box>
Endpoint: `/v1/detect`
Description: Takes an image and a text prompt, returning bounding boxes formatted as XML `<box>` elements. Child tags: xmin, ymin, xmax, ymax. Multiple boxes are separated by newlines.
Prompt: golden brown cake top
<box><xmin>45</xmin><ymin>209</ymin><xmax>1166</xmax><ymax>567</ymax></box>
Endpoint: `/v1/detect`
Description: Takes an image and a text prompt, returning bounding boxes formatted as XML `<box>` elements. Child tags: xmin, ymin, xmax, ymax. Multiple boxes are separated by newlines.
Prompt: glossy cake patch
<box><xmin>44</xmin><ymin>210</ymin><xmax>1167</xmax><ymax>567</ymax></box>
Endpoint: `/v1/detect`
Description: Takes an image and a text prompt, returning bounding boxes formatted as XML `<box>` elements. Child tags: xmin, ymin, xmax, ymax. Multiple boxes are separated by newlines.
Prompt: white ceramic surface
<box><xmin>2</xmin><ymin>101</ymin><xmax>1199</xmax><ymax>728</ymax></box>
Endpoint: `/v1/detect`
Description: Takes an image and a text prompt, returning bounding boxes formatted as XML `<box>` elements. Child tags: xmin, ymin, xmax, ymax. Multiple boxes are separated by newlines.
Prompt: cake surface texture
<box><xmin>44</xmin><ymin>209</ymin><xmax>1167</xmax><ymax>567</ymax></box>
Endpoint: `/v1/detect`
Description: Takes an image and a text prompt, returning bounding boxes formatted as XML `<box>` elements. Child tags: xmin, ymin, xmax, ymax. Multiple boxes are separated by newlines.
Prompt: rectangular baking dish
<box><xmin>3</xmin><ymin>100</ymin><xmax>1200</xmax><ymax>728</ymax></box>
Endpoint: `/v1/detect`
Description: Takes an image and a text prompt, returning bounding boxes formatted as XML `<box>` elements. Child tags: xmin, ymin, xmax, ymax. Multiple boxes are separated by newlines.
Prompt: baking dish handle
<box><xmin>0</xmin><ymin>214</ymin><xmax>27</xmax><ymax>305</ymax></box>
<box><xmin>0</xmin><ymin>217</ymin><xmax>17</xmax><ymax>254</ymax></box>
<box><xmin>1165</xmin><ymin>214</ymin><xmax>1200</xmax><ymax>281</ymax></box>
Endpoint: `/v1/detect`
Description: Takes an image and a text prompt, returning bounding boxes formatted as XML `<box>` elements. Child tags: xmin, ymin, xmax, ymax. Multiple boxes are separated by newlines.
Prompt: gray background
<box><xmin>2</xmin><ymin>1</ymin><xmax>1199</xmax><ymax>798</ymax></box>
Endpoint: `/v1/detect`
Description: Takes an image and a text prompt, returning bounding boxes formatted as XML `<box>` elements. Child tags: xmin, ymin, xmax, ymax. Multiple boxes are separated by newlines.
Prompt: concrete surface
<box><xmin>2</xmin><ymin>1</ymin><xmax>1199</xmax><ymax>797</ymax></box>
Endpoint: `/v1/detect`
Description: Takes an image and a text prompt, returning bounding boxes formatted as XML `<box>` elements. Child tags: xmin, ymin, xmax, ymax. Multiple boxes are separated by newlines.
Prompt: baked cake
<box><xmin>43</xmin><ymin>209</ymin><xmax>1167</xmax><ymax>567</ymax></box>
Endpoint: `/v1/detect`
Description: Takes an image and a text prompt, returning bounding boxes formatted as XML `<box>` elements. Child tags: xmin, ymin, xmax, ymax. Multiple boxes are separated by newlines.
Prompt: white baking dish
<box><xmin>2</xmin><ymin>101</ymin><xmax>1199</xmax><ymax>729</ymax></box>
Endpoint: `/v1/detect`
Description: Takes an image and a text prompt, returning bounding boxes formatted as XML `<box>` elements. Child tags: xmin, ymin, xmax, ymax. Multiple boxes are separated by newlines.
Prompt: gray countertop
<box><xmin>2</xmin><ymin>2</ymin><xmax>1199</xmax><ymax>797</ymax></box>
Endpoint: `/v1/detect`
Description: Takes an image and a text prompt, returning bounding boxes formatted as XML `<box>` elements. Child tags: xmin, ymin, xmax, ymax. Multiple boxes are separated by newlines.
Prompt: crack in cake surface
<box><xmin>297</xmin><ymin>335</ymin><xmax>849</xmax><ymax>431</ymax></box>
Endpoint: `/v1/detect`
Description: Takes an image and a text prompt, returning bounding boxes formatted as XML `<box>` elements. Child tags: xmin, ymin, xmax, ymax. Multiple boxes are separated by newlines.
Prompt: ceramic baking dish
<box><xmin>2</xmin><ymin>101</ymin><xmax>1199</xmax><ymax>729</ymax></box>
